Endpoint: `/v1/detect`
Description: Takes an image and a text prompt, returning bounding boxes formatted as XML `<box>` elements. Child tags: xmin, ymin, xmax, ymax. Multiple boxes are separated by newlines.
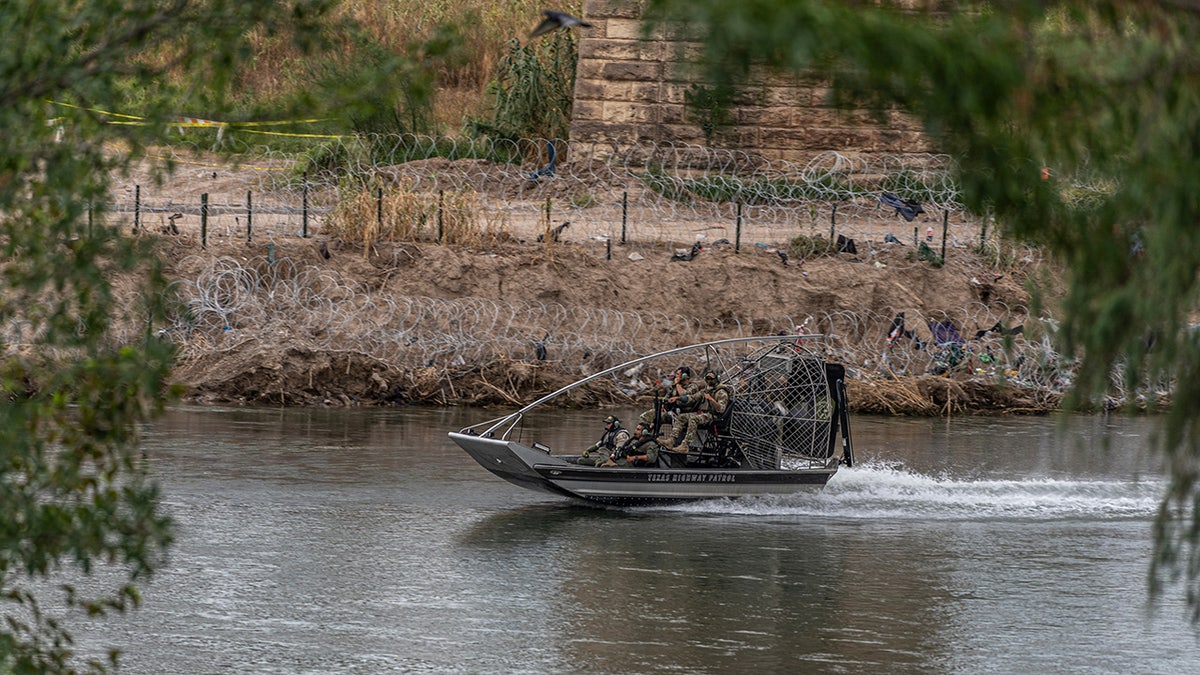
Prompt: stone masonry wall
<box><xmin>568</xmin><ymin>0</ymin><xmax>937</xmax><ymax>162</ymax></box>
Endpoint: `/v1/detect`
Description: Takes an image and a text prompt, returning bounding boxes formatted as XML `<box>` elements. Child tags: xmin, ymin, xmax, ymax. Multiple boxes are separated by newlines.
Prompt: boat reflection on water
<box><xmin>455</xmin><ymin>501</ymin><xmax>955</xmax><ymax>672</ymax></box>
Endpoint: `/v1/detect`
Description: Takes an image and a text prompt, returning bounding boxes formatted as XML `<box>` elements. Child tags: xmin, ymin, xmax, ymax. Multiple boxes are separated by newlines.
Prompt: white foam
<box><xmin>658</xmin><ymin>460</ymin><xmax>1165</xmax><ymax>521</ymax></box>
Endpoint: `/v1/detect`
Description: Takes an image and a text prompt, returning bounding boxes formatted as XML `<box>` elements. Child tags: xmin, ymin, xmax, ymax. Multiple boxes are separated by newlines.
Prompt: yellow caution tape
<box><xmin>49</xmin><ymin>101</ymin><xmax>334</xmax><ymax>131</ymax></box>
<box><xmin>229</xmin><ymin>119</ymin><xmax>333</xmax><ymax>127</ymax></box>
<box><xmin>238</xmin><ymin>128</ymin><xmax>347</xmax><ymax>140</ymax></box>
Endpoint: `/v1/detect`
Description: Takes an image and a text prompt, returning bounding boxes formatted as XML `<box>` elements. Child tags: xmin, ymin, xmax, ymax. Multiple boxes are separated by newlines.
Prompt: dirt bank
<box><xmin>158</xmin><ymin>230</ymin><xmax>1058</xmax><ymax>415</ymax></box>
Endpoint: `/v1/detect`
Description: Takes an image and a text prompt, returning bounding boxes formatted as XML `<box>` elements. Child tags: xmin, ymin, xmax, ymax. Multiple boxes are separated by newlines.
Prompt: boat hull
<box><xmin>449</xmin><ymin>431</ymin><xmax>836</xmax><ymax>506</ymax></box>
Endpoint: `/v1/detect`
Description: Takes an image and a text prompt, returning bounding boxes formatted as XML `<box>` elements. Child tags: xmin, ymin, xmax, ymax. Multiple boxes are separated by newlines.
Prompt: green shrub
<box><xmin>790</xmin><ymin>234</ymin><xmax>835</xmax><ymax>257</ymax></box>
<box><xmin>472</xmin><ymin>30</ymin><xmax>578</xmax><ymax>144</ymax></box>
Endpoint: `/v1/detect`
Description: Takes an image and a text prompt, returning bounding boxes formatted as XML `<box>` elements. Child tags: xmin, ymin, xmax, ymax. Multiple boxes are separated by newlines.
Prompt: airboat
<box><xmin>448</xmin><ymin>335</ymin><xmax>854</xmax><ymax>506</ymax></box>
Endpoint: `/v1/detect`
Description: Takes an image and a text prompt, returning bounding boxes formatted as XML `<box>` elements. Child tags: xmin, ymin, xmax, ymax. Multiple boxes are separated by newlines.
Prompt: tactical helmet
<box><xmin>603</xmin><ymin>415</ymin><xmax>619</xmax><ymax>426</ymax></box>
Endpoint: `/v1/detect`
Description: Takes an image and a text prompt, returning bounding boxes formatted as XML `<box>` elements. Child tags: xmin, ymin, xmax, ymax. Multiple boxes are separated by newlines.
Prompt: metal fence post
<box><xmin>621</xmin><ymin>191</ymin><xmax>628</xmax><ymax>244</ymax></box>
<box><xmin>301</xmin><ymin>173</ymin><xmax>309</xmax><ymax>238</ymax></box>
<box><xmin>200</xmin><ymin>192</ymin><xmax>208</xmax><ymax>249</ymax></box>
<box><xmin>246</xmin><ymin>190</ymin><xmax>253</xmax><ymax>242</ymax></box>
<box><xmin>735</xmin><ymin>202</ymin><xmax>742</xmax><ymax>253</ymax></box>
<box><xmin>940</xmin><ymin>210</ymin><xmax>949</xmax><ymax>262</ymax></box>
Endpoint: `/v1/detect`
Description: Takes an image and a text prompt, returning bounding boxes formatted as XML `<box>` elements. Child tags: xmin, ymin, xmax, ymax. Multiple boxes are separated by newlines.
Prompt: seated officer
<box><xmin>656</xmin><ymin>366</ymin><xmax>705</xmax><ymax>446</ymax></box>
<box><xmin>666</xmin><ymin>370</ymin><xmax>730</xmax><ymax>452</ymax></box>
<box><xmin>602</xmin><ymin>423</ymin><xmax>660</xmax><ymax>467</ymax></box>
<box><xmin>580</xmin><ymin>415</ymin><xmax>630</xmax><ymax>467</ymax></box>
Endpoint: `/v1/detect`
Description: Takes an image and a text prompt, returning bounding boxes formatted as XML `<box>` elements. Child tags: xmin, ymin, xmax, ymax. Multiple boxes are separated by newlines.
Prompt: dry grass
<box><xmin>323</xmin><ymin>181</ymin><xmax>512</xmax><ymax>249</ymax></box>
<box><xmin>432</xmin><ymin>86</ymin><xmax>490</xmax><ymax>134</ymax></box>
<box><xmin>237</xmin><ymin>0</ymin><xmax>583</xmax><ymax>124</ymax></box>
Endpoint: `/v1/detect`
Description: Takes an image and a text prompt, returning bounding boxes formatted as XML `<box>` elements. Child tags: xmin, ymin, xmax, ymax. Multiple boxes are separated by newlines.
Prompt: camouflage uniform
<box><xmin>602</xmin><ymin>425</ymin><xmax>660</xmax><ymax>467</ymax></box>
<box><xmin>670</xmin><ymin>373</ymin><xmax>731</xmax><ymax>450</ymax></box>
<box><xmin>655</xmin><ymin>370</ymin><xmax>704</xmax><ymax>444</ymax></box>
<box><xmin>641</xmin><ymin>367</ymin><xmax>702</xmax><ymax>426</ymax></box>
<box><xmin>580</xmin><ymin>415</ymin><xmax>630</xmax><ymax>467</ymax></box>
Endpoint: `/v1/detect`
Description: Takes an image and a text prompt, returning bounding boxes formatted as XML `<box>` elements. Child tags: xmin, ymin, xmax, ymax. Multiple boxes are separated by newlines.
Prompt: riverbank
<box><xmin>156</xmin><ymin>229</ymin><xmax>1064</xmax><ymax>415</ymax></box>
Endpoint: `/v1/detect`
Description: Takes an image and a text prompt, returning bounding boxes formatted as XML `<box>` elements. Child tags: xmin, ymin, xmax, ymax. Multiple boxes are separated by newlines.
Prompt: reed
<box><xmin>322</xmin><ymin>181</ymin><xmax>506</xmax><ymax>248</ymax></box>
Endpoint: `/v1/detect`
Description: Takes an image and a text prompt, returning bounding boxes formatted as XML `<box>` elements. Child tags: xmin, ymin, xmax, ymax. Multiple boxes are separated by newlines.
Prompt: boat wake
<box><xmin>657</xmin><ymin>460</ymin><xmax>1165</xmax><ymax>521</ymax></box>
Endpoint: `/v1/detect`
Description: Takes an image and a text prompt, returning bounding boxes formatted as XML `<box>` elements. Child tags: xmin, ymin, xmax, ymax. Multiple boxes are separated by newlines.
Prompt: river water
<box><xmin>73</xmin><ymin>406</ymin><xmax>1195</xmax><ymax>673</ymax></box>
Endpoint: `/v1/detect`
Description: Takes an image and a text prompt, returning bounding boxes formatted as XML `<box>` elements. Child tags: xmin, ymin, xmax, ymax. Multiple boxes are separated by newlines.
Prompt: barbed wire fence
<box><xmin>107</xmin><ymin>135</ymin><xmax>996</xmax><ymax>261</ymax></box>
<box><xmin>91</xmin><ymin>134</ymin><xmax>1155</xmax><ymax>406</ymax></box>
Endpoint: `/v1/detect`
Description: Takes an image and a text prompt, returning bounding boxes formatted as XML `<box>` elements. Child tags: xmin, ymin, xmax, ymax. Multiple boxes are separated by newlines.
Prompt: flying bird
<box><xmin>529</xmin><ymin>10</ymin><xmax>591</xmax><ymax>38</ymax></box>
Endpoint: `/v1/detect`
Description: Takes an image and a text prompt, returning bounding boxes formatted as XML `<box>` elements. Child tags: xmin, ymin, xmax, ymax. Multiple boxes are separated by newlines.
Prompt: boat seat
<box><xmin>689</xmin><ymin>398</ymin><xmax>738</xmax><ymax>457</ymax></box>
<box><xmin>658</xmin><ymin>448</ymin><xmax>698</xmax><ymax>467</ymax></box>
<box><xmin>660</xmin><ymin>445</ymin><xmax>739</xmax><ymax>469</ymax></box>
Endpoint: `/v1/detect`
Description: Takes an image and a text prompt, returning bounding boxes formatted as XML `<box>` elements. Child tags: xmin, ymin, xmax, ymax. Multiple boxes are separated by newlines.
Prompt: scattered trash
<box><xmin>879</xmin><ymin>192</ymin><xmax>926</xmax><ymax>222</ymax></box>
<box><xmin>533</xmin><ymin>332</ymin><xmax>549</xmax><ymax>361</ymax></box>
<box><xmin>628</xmin><ymin>251</ymin><xmax>644</xmax><ymax>262</ymax></box>
<box><xmin>874</xmin><ymin>261</ymin><xmax>887</xmax><ymax>269</ymax></box>
<box><xmin>973</xmin><ymin>322</ymin><xmax>1024</xmax><ymax>339</ymax></box>
<box><xmin>837</xmin><ymin>234</ymin><xmax>858</xmax><ymax>254</ymax></box>
<box><xmin>671</xmin><ymin>241</ymin><xmax>702</xmax><ymax>262</ymax></box>
<box><xmin>883</xmin><ymin>233</ymin><xmax>903</xmax><ymax>245</ymax></box>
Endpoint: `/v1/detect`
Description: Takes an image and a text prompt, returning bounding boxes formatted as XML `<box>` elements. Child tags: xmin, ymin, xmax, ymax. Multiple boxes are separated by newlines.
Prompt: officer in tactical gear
<box><xmin>602</xmin><ymin>422</ymin><xmax>661</xmax><ymax>467</ymax></box>
<box><xmin>656</xmin><ymin>366</ymin><xmax>705</xmax><ymax>447</ymax></box>
<box><xmin>580</xmin><ymin>415</ymin><xmax>630</xmax><ymax>467</ymax></box>
<box><xmin>666</xmin><ymin>370</ymin><xmax>730</xmax><ymax>452</ymax></box>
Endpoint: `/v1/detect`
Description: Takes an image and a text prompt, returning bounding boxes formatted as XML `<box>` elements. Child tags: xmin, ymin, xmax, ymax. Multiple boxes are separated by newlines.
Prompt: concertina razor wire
<box><xmin>131</xmin><ymin>253</ymin><xmax>1086</xmax><ymax>405</ymax></box>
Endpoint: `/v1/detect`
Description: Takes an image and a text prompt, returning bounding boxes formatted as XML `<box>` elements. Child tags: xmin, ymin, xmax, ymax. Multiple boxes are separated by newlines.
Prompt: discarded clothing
<box><xmin>879</xmin><ymin>192</ymin><xmax>926</xmax><ymax>222</ymax></box>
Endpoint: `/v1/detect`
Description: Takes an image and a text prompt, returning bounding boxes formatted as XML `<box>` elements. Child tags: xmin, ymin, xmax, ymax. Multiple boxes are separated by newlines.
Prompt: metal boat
<box><xmin>449</xmin><ymin>335</ymin><xmax>853</xmax><ymax>506</ymax></box>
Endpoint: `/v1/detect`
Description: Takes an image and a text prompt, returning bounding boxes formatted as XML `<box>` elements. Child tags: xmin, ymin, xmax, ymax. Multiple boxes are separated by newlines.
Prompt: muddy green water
<box><xmin>73</xmin><ymin>406</ymin><xmax>1194</xmax><ymax>673</ymax></box>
